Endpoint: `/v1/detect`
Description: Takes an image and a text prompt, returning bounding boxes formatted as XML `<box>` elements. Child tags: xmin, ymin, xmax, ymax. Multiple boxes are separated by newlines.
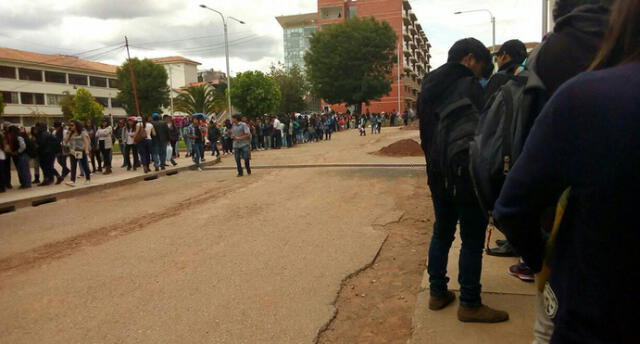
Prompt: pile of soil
<box><xmin>374</xmin><ymin>139</ymin><xmax>423</xmax><ymax>157</ymax></box>
<box><xmin>400</xmin><ymin>120</ymin><xmax>420</xmax><ymax>130</ymax></box>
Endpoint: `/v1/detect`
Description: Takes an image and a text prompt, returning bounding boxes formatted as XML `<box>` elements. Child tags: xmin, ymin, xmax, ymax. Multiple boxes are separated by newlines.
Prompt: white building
<box><xmin>150</xmin><ymin>56</ymin><xmax>201</xmax><ymax>115</ymax></box>
<box><xmin>0</xmin><ymin>47</ymin><xmax>125</xmax><ymax>126</ymax></box>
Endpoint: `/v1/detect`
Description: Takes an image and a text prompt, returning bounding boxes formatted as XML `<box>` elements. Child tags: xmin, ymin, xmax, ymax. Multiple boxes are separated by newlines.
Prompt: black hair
<box><xmin>447</xmin><ymin>38</ymin><xmax>491</xmax><ymax>67</ymax></box>
<box><xmin>553</xmin><ymin>0</ymin><xmax>610</xmax><ymax>21</ymax></box>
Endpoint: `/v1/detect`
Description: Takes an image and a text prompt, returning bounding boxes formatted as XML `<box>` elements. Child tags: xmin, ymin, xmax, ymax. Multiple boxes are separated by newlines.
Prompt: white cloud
<box><xmin>1</xmin><ymin>0</ymin><xmax>545</xmax><ymax>75</ymax></box>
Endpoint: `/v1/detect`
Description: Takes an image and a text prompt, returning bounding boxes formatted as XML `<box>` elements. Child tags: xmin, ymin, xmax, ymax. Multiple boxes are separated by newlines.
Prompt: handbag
<box><xmin>133</xmin><ymin>123</ymin><xmax>147</xmax><ymax>144</ymax></box>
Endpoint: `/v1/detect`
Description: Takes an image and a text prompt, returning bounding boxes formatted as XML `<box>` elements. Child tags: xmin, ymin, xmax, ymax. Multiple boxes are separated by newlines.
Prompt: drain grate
<box><xmin>144</xmin><ymin>175</ymin><xmax>159</xmax><ymax>181</ymax></box>
<box><xmin>0</xmin><ymin>205</ymin><xmax>16</xmax><ymax>215</ymax></box>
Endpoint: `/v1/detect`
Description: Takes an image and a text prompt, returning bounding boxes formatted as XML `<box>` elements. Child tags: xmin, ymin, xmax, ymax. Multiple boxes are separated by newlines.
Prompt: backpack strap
<box><xmin>437</xmin><ymin>98</ymin><xmax>473</xmax><ymax>119</ymax></box>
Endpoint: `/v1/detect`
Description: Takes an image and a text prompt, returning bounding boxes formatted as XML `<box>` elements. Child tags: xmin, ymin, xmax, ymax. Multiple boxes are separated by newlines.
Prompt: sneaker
<box><xmin>65</xmin><ymin>181</ymin><xmax>76</xmax><ymax>187</ymax></box>
<box><xmin>237</xmin><ymin>174</ymin><xmax>243</xmax><ymax>177</ymax></box>
<box><xmin>197</xmin><ymin>167</ymin><xmax>202</xmax><ymax>172</ymax></box>
<box><xmin>458</xmin><ymin>304</ymin><xmax>509</xmax><ymax>323</ymax></box>
<box><xmin>508</xmin><ymin>262</ymin><xmax>535</xmax><ymax>282</ymax></box>
<box><xmin>487</xmin><ymin>242</ymin><xmax>518</xmax><ymax>257</ymax></box>
<box><xmin>84</xmin><ymin>180</ymin><xmax>91</xmax><ymax>185</ymax></box>
<box><xmin>429</xmin><ymin>290</ymin><xmax>456</xmax><ymax>310</ymax></box>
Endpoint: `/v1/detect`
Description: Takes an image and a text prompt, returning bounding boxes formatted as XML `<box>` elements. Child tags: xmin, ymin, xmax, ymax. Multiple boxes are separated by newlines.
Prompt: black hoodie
<box><xmin>533</xmin><ymin>4</ymin><xmax>610</xmax><ymax>95</ymax></box>
<box><xmin>418</xmin><ymin>62</ymin><xmax>484</xmax><ymax>202</ymax></box>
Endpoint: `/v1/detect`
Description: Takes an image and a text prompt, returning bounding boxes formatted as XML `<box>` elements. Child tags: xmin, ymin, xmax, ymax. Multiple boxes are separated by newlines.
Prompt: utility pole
<box><xmin>397</xmin><ymin>41</ymin><xmax>401</xmax><ymax>114</ymax></box>
<box><xmin>124</xmin><ymin>36</ymin><xmax>141</xmax><ymax>117</ymax></box>
<box><xmin>168</xmin><ymin>64</ymin><xmax>174</xmax><ymax>115</ymax></box>
<box><xmin>542</xmin><ymin>0</ymin><xmax>549</xmax><ymax>37</ymax></box>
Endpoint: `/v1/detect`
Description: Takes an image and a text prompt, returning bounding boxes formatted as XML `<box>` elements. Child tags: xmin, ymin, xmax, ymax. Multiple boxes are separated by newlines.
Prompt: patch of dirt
<box><xmin>401</xmin><ymin>120</ymin><xmax>420</xmax><ymax>130</ymax></box>
<box><xmin>373</xmin><ymin>139</ymin><xmax>424</xmax><ymax>157</ymax></box>
<box><xmin>317</xmin><ymin>182</ymin><xmax>433</xmax><ymax>344</ymax></box>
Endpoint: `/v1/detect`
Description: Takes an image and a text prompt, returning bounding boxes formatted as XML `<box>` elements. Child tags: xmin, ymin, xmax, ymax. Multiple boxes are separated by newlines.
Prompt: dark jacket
<box><xmin>533</xmin><ymin>4</ymin><xmax>609</xmax><ymax>95</ymax></box>
<box><xmin>417</xmin><ymin>62</ymin><xmax>484</xmax><ymax>202</ymax></box>
<box><xmin>168</xmin><ymin>124</ymin><xmax>180</xmax><ymax>142</ymax></box>
<box><xmin>207</xmin><ymin>125</ymin><xmax>220</xmax><ymax>142</ymax></box>
<box><xmin>483</xmin><ymin>60</ymin><xmax>521</xmax><ymax>106</ymax></box>
<box><xmin>36</xmin><ymin>131</ymin><xmax>58</xmax><ymax>157</ymax></box>
<box><xmin>151</xmin><ymin>120</ymin><xmax>170</xmax><ymax>145</ymax></box>
<box><xmin>494</xmin><ymin>62</ymin><xmax>640</xmax><ymax>344</ymax></box>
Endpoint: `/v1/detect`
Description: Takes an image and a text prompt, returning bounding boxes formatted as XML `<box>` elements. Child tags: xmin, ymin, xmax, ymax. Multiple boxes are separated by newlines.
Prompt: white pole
<box><xmin>168</xmin><ymin>64</ymin><xmax>174</xmax><ymax>115</ymax></box>
<box><xmin>223</xmin><ymin>21</ymin><xmax>232</xmax><ymax>120</ymax></box>
<box><xmin>397</xmin><ymin>41</ymin><xmax>401</xmax><ymax>114</ymax></box>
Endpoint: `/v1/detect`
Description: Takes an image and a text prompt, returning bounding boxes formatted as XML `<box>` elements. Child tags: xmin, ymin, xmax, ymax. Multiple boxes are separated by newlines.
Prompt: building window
<box><xmin>95</xmin><ymin>97</ymin><xmax>109</xmax><ymax>108</ymax></box>
<box><xmin>18</xmin><ymin>68</ymin><xmax>43</xmax><ymax>81</ymax></box>
<box><xmin>47</xmin><ymin>94</ymin><xmax>65</xmax><ymax>105</ymax></box>
<box><xmin>90</xmin><ymin>76</ymin><xmax>107</xmax><ymax>87</ymax></box>
<box><xmin>108</xmin><ymin>79</ymin><xmax>119</xmax><ymax>88</ymax></box>
<box><xmin>0</xmin><ymin>66</ymin><xmax>16</xmax><ymax>79</ymax></box>
<box><xmin>20</xmin><ymin>92</ymin><xmax>45</xmax><ymax>105</ymax></box>
<box><xmin>68</xmin><ymin>74</ymin><xmax>88</xmax><ymax>85</ymax></box>
<box><xmin>45</xmin><ymin>71</ymin><xmax>66</xmax><ymax>83</ymax></box>
<box><xmin>1</xmin><ymin>91</ymin><xmax>19</xmax><ymax>103</ymax></box>
<box><xmin>320</xmin><ymin>6</ymin><xmax>343</xmax><ymax>20</ymax></box>
<box><xmin>110</xmin><ymin>98</ymin><xmax>122</xmax><ymax>108</ymax></box>
<box><xmin>348</xmin><ymin>6</ymin><xmax>357</xmax><ymax>18</ymax></box>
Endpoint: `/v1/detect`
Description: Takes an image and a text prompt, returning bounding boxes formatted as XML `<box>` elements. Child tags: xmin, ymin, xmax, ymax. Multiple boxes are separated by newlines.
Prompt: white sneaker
<box><xmin>197</xmin><ymin>167</ymin><xmax>203</xmax><ymax>172</ymax></box>
<box><xmin>65</xmin><ymin>181</ymin><xmax>76</xmax><ymax>187</ymax></box>
<box><xmin>84</xmin><ymin>180</ymin><xmax>91</xmax><ymax>185</ymax></box>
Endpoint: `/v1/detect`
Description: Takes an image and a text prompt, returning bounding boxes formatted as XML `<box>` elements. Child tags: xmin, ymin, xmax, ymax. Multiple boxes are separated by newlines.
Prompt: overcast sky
<box><xmin>1</xmin><ymin>0</ymin><xmax>544</xmax><ymax>76</ymax></box>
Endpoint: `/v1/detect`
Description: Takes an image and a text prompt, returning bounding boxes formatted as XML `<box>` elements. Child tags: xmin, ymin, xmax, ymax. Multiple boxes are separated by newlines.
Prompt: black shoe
<box><xmin>486</xmin><ymin>242</ymin><xmax>518</xmax><ymax>257</ymax></box>
<box><xmin>154</xmin><ymin>166</ymin><xmax>159</xmax><ymax>172</ymax></box>
<box><xmin>56</xmin><ymin>176</ymin><xmax>64</xmax><ymax>185</ymax></box>
<box><xmin>38</xmin><ymin>181</ymin><xmax>52</xmax><ymax>187</ymax></box>
<box><xmin>32</xmin><ymin>179</ymin><xmax>40</xmax><ymax>184</ymax></box>
<box><xmin>19</xmin><ymin>185</ymin><xmax>31</xmax><ymax>190</ymax></box>
<box><xmin>161</xmin><ymin>166</ymin><xmax>166</xmax><ymax>171</ymax></box>
<box><xmin>237</xmin><ymin>174</ymin><xmax>243</xmax><ymax>177</ymax></box>
<box><xmin>127</xmin><ymin>166</ymin><xmax>132</xmax><ymax>171</ymax></box>
<box><xmin>171</xmin><ymin>160</ymin><xmax>177</xmax><ymax>166</ymax></box>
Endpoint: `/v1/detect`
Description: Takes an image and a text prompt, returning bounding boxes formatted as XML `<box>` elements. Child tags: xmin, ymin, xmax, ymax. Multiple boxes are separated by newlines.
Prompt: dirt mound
<box><xmin>400</xmin><ymin>120</ymin><xmax>419</xmax><ymax>130</ymax></box>
<box><xmin>374</xmin><ymin>139</ymin><xmax>423</xmax><ymax>157</ymax></box>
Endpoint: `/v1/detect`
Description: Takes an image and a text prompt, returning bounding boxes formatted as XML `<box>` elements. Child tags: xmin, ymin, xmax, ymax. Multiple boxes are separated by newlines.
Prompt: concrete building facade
<box><xmin>0</xmin><ymin>47</ymin><xmax>125</xmax><ymax>126</ymax></box>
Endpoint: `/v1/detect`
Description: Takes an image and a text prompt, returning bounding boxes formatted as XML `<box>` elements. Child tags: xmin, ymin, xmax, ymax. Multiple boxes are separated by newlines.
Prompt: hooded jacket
<box><xmin>533</xmin><ymin>4</ymin><xmax>610</xmax><ymax>95</ymax></box>
<box><xmin>418</xmin><ymin>62</ymin><xmax>484</xmax><ymax>202</ymax></box>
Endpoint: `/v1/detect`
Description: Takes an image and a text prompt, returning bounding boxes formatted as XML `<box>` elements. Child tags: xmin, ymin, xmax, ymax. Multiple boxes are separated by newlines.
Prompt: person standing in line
<box><xmin>182</xmin><ymin>118</ymin><xmax>192</xmax><ymax>158</ymax></box>
<box><xmin>324</xmin><ymin>115</ymin><xmax>333</xmax><ymax>140</ymax></box>
<box><xmin>114</xmin><ymin>119</ymin><xmax>126</xmax><ymax>168</ymax></box>
<box><xmin>186</xmin><ymin>117</ymin><xmax>204</xmax><ymax>171</ymax></box>
<box><xmin>64</xmin><ymin>120</ymin><xmax>91</xmax><ymax>186</ymax></box>
<box><xmin>418</xmin><ymin>38</ymin><xmax>508</xmax><ymax>322</ymax></box>
<box><xmin>0</xmin><ymin>129</ymin><xmax>7</xmax><ymax>193</ymax></box>
<box><xmin>167</xmin><ymin>116</ymin><xmax>180</xmax><ymax>165</ymax></box>
<box><xmin>7</xmin><ymin>126</ymin><xmax>31</xmax><ymax>189</ymax></box>
<box><xmin>124</xmin><ymin>117</ymin><xmax>139</xmax><ymax>171</ymax></box>
<box><xmin>231</xmin><ymin>114</ymin><xmax>252</xmax><ymax>177</ymax></box>
<box><xmin>150</xmin><ymin>113</ymin><xmax>169</xmax><ymax>171</ymax></box>
<box><xmin>135</xmin><ymin>115</ymin><xmax>155</xmax><ymax>174</ymax></box>
<box><xmin>34</xmin><ymin>122</ymin><xmax>62</xmax><ymax>185</ymax></box>
<box><xmin>207</xmin><ymin>120</ymin><xmax>221</xmax><ymax>158</ymax></box>
<box><xmin>273</xmin><ymin>116</ymin><xmax>283</xmax><ymax>148</ymax></box>
<box><xmin>256</xmin><ymin>119</ymin><xmax>264</xmax><ymax>150</ymax></box>
<box><xmin>85</xmin><ymin>119</ymin><xmax>102</xmax><ymax>173</ymax></box>
<box><xmin>96</xmin><ymin>119</ymin><xmax>113</xmax><ymax>175</ymax></box>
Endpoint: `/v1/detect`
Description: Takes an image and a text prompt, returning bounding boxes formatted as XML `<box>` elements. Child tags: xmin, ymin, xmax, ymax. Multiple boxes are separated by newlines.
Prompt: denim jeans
<box><xmin>137</xmin><ymin>139</ymin><xmax>152</xmax><ymax>166</ymax></box>
<box><xmin>70</xmin><ymin>152</ymin><xmax>90</xmax><ymax>182</ymax></box>
<box><xmin>234</xmin><ymin>145</ymin><xmax>251</xmax><ymax>175</ymax></box>
<box><xmin>192</xmin><ymin>142</ymin><xmax>204</xmax><ymax>168</ymax></box>
<box><xmin>263</xmin><ymin>135</ymin><xmax>272</xmax><ymax>150</ymax></box>
<box><xmin>15</xmin><ymin>154</ymin><xmax>32</xmax><ymax>187</ymax></box>
<box><xmin>56</xmin><ymin>153</ymin><xmax>70</xmax><ymax>175</ymax></box>
<box><xmin>427</xmin><ymin>197</ymin><xmax>488</xmax><ymax>306</ymax></box>
<box><xmin>152</xmin><ymin>142</ymin><xmax>167</xmax><ymax>168</ymax></box>
<box><xmin>124</xmin><ymin>144</ymin><xmax>139</xmax><ymax>168</ymax></box>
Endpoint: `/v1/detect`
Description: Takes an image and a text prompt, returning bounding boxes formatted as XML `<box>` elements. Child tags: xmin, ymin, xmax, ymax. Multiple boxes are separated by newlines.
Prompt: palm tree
<box><xmin>174</xmin><ymin>84</ymin><xmax>217</xmax><ymax>115</ymax></box>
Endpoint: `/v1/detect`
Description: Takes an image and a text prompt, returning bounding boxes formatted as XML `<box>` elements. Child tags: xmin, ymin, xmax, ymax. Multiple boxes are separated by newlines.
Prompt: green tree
<box><xmin>304</xmin><ymin>17</ymin><xmax>397</xmax><ymax>114</ymax></box>
<box><xmin>72</xmin><ymin>88</ymin><xmax>104</xmax><ymax>124</ymax></box>
<box><xmin>0</xmin><ymin>92</ymin><xmax>4</xmax><ymax>115</ymax></box>
<box><xmin>59</xmin><ymin>91</ymin><xmax>75</xmax><ymax>122</ymax></box>
<box><xmin>212</xmin><ymin>83</ymin><xmax>228</xmax><ymax>114</ymax></box>
<box><xmin>116</xmin><ymin>58</ymin><xmax>169</xmax><ymax>115</ymax></box>
<box><xmin>229</xmin><ymin>71</ymin><xmax>281</xmax><ymax>119</ymax></box>
<box><xmin>269</xmin><ymin>63</ymin><xmax>309</xmax><ymax>114</ymax></box>
<box><xmin>174</xmin><ymin>84</ymin><xmax>217</xmax><ymax>115</ymax></box>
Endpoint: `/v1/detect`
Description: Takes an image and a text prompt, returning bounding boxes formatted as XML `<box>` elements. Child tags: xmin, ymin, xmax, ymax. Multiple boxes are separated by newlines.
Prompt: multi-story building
<box><xmin>0</xmin><ymin>47</ymin><xmax>125</xmax><ymax>126</ymax></box>
<box><xmin>276</xmin><ymin>13</ymin><xmax>318</xmax><ymax>72</ymax></box>
<box><xmin>197</xmin><ymin>68</ymin><xmax>227</xmax><ymax>85</ymax></box>
<box><xmin>150</xmin><ymin>56</ymin><xmax>201</xmax><ymax>116</ymax></box>
<box><xmin>277</xmin><ymin>0</ymin><xmax>431</xmax><ymax>114</ymax></box>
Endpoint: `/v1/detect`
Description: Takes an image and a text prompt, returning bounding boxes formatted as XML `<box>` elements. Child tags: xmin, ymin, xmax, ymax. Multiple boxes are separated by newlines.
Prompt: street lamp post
<box><xmin>454</xmin><ymin>9</ymin><xmax>496</xmax><ymax>52</ymax></box>
<box><xmin>199</xmin><ymin>4</ymin><xmax>245</xmax><ymax>120</ymax></box>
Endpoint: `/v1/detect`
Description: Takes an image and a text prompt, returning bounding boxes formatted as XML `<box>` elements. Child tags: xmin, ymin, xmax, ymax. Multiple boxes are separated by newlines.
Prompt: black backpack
<box><xmin>429</xmin><ymin>80</ymin><xmax>481</xmax><ymax>201</ymax></box>
<box><xmin>25</xmin><ymin>136</ymin><xmax>38</xmax><ymax>158</ymax></box>
<box><xmin>469</xmin><ymin>67</ymin><xmax>548</xmax><ymax>218</ymax></box>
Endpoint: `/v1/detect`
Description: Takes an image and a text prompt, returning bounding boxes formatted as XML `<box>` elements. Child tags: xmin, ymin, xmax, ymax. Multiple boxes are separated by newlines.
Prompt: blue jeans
<box><xmin>152</xmin><ymin>142</ymin><xmax>167</xmax><ymax>168</ymax></box>
<box><xmin>427</xmin><ymin>197</ymin><xmax>487</xmax><ymax>307</ymax></box>
<box><xmin>234</xmin><ymin>145</ymin><xmax>251</xmax><ymax>175</ymax></box>
<box><xmin>70</xmin><ymin>152</ymin><xmax>90</xmax><ymax>182</ymax></box>
<box><xmin>15</xmin><ymin>154</ymin><xmax>32</xmax><ymax>187</ymax></box>
<box><xmin>137</xmin><ymin>139</ymin><xmax>152</xmax><ymax>166</ymax></box>
<box><xmin>192</xmin><ymin>142</ymin><xmax>204</xmax><ymax>168</ymax></box>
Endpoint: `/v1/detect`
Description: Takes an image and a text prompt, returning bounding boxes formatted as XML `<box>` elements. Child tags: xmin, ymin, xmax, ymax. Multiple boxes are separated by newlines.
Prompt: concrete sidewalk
<box><xmin>408</xmin><ymin>230</ymin><xmax>537</xmax><ymax>344</ymax></box>
<box><xmin>0</xmin><ymin>153</ymin><xmax>222</xmax><ymax>212</ymax></box>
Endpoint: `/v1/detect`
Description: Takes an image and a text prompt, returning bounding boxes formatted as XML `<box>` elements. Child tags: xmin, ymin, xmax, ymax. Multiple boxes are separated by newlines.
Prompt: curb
<box><xmin>205</xmin><ymin>163</ymin><xmax>427</xmax><ymax>171</ymax></box>
<box><xmin>0</xmin><ymin>158</ymin><xmax>221</xmax><ymax>214</ymax></box>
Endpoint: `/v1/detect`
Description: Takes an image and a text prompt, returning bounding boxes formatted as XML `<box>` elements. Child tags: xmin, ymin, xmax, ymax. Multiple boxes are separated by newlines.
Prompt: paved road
<box><xmin>0</xmin><ymin>128</ymin><xmax>424</xmax><ymax>343</ymax></box>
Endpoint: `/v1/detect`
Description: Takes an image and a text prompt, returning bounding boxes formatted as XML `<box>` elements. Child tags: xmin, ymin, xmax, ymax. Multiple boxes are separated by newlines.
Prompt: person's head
<box><xmin>127</xmin><ymin>117</ymin><xmax>136</xmax><ymax>129</ymax></box>
<box><xmin>70</xmin><ymin>120</ymin><xmax>83</xmax><ymax>134</ymax></box>
<box><xmin>447</xmin><ymin>38</ymin><xmax>491</xmax><ymax>78</ymax></box>
<box><xmin>553</xmin><ymin>0</ymin><xmax>609</xmax><ymax>21</ymax></box>
<box><xmin>192</xmin><ymin>117</ymin><xmax>200</xmax><ymax>125</ymax></box>
<box><xmin>100</xmin><ymin>118</ymin><xmax>109</xmax><ymax>128</ymax></box>
<box><xmin>494</xmin><ymin>39</ymin><xmax>528</xmax><ymax>68</ymax></box>
<box><xmin>86</xmin><ymin>119</ymin><xmax>94</xmax><ymax>127</ymax></box>
<box><xmin>53</xmin><ymin>121</ymin><xmax>62</xmax><ymax>129</ymax></box>
<box><xmin>590</xmin><ymin>0</ymin><xmax>640</xmax><ymax>70</ymax></box>
<box><xmin>232</xmin><ymin>114</ymin><xmax>241</xmax><ymax>124</ymax></box>
<box><xmin>241</xmin><ymin>116</ymin><xmax>248</xmax><ymax>123</ymax></box>
<box><xmin>151</xmin><ymin>113</ymin><xmax>161</xmax><ymax>121</ymax></box>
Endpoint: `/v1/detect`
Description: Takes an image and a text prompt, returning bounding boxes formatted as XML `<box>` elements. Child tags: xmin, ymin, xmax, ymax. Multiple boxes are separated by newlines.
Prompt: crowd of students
<box><xmin>419</xmin><ymin>0</ymin><xmax>638</xmax><ymax>343</ymax></box>
<box><xmin>0</xmin><ymin>108</ymin><xmax>413</xmax><ymax>191</ymax></box>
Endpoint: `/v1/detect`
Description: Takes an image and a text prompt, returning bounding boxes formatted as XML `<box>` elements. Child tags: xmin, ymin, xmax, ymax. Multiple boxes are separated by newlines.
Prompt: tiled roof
<box><xmin>150</xmin><ymin>56</ymin><xmax>201</xmax><ymax>65</ymax></box>
<box><xmin>0</xmin><ymin>46</ymin><xmax>117</xmax><ymax>74</ymax></box>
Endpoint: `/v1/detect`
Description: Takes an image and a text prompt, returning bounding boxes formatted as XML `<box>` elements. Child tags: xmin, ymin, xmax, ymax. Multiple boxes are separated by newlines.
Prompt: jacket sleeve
<box><xmin>493</xmin><ymin>84</ymin><xmax>575</xmax><ymax>272</ymax></box>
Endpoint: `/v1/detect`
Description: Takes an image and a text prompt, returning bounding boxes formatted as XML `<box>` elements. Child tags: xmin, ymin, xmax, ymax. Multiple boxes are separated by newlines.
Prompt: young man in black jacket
<box><xmin>418</xmin><ymin>38</ymin><xmax>508</xmax><ymax>323</ymax></box>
